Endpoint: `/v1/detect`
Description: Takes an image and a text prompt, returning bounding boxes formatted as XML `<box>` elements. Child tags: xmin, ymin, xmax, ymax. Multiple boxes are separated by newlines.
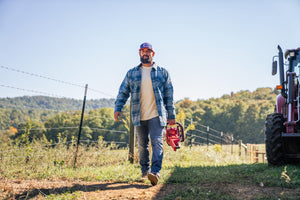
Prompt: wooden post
<box><xmin>238</xmin><ymin>140</ymin><xmax>241</xmax><ymax>156</ymax></box>
<box><xmin>206</xmin><ymin>126</ymin><xmax>209</xmax><ymax>150</ymax></box>
<box><xmin>189</xmin><ymin>118</ymin><xmax>193</xmax><ymax>147</ymax></box>
<box><xmin>255</xmin><ymin>151</ymin><xmax>259</xmax><ymax>163</ymax></box>
<box><xmin>220</xmin><ymin>131</ymin><xmax>223</xmax><ymax>147</ymax></box>
<box><xmin>128</xmin><ymin>101</ymin><xmax>135</xmax><ymax>164</ymax></box>
<box><xmin>231</xmin><ymin>135</ymin><xmax>234</xmax><ymax>154</ymax></box>
<box><xmin>246</xmin><ymin>143</ymin><xmax>250</xmax><ymax>161</ymax></box>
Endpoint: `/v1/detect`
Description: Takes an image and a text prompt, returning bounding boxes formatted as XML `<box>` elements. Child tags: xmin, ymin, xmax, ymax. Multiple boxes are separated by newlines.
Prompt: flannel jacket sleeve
<box><xmin>114</xmin><ymin>71</ymin><xmax>131</xmax><ymax>112</ymax></box>
<box><xmin>163</xmin><ymin>69</ymin><xmax>176</xmax><ymax>119</ymax></box>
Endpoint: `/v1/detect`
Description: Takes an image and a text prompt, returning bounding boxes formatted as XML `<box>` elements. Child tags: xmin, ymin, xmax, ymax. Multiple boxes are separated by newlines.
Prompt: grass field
<box><xmin>1</xmin><ymin>141</ymin><xmax>300</xmax><ymax>199</ymax></box>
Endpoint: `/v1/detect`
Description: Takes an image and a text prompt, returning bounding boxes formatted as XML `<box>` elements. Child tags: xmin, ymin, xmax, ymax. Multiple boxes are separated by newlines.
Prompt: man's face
<box><xmin>139</xmin><ymin>48</ymin><xmax>155</xmax><ymax>64</ymax></box>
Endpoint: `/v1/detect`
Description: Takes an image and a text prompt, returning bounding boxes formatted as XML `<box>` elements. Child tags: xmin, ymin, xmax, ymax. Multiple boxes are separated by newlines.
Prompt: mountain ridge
<box><xmin>0</xmin><ymin>96</ymin><xmax>116</xmax><ymax>111</ymax></box>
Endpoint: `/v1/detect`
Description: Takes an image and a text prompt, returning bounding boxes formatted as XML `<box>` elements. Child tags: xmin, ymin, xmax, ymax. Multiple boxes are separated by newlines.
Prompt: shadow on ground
<box><xmin>152</xmin><ymin>163</ymin><xmax>300</xmax><ymax>200</ymax></box>
<box><xmin>13</xmin><ymin>181</ymin><xmax>151</xmax><ymax>199</ymax></box>
<box><xmin>7</xmin><ymin>164</ymin><xmax>300</xmax><ymax>199</ymax></box>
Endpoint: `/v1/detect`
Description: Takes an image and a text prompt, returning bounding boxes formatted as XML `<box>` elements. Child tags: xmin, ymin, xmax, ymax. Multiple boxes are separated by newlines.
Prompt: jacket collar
<box><xmin>138</xmin><ymin>62</ymin><xmax>157</xmax><ymax>70</ymax></box>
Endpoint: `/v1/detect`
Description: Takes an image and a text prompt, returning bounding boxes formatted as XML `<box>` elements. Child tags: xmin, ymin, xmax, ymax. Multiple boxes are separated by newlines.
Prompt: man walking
<box><xmin>114</xmin><ymin>42</ymin><xmax>176</xmax><ymax>186</ymax></box>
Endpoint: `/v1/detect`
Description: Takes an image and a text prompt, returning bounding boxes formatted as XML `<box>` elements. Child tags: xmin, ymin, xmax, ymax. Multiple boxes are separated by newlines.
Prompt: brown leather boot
<box><xmin>148</xmin><ymin>173</ymin><xmax>159</xmax><ymax>186</ymax></box>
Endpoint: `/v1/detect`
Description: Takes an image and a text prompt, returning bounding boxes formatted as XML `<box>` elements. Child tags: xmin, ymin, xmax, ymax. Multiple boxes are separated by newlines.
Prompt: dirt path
<box><xmin>0</xmin><ymin>180</ymin><xmax>170</xmax><ymax>200</ymax></box>
<box><xmin>1</xmin><ymin>179</ymin><xmax>299</xmax><ymax>199</ymax></box>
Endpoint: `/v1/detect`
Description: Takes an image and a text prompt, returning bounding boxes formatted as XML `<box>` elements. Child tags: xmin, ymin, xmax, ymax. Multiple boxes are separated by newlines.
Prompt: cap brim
<box><xmin>139</xmin><ymin>48</ymin><xmax>154</xmax><ymax>51</ymax></box>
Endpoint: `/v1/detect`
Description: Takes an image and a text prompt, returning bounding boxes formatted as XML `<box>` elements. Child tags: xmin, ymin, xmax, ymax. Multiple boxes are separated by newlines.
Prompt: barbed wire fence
<box><xmin>0</xmin><ymin>65</ymin><xmax>129</xmax><ymax>167</ymax></box>
<box><xmin>0</xmin><ymin>65</ymin><xmax>249</xmax><ymax>167</ymax></box>
<box><xmin>183</xmin><ymin>118</ymin><xmax>237</xmax><ymax>154</ymax></box>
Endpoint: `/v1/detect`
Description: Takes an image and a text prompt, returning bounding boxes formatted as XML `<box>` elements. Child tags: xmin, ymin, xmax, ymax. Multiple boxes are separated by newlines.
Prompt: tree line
<box><xmin>0</xmin><ymin>87</ymin><xmax>278</xmax><ymax>145</ymax></box>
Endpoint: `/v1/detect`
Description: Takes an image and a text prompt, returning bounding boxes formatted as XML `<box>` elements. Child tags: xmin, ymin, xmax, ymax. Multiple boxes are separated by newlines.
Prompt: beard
<box><xmin>140</xmin><ymin>55</ymin><xmax>151</xmax><ymax>64</ymax></box>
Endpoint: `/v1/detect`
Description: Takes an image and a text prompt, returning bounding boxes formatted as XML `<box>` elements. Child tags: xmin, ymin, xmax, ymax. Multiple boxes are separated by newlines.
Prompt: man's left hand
<box><xmin>167</xmin><ymin>119</ymin><xmax>176</xmax><ymax>125</ymax></box>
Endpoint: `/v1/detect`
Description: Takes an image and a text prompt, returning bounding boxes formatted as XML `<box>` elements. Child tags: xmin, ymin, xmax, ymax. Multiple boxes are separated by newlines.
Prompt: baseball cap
<box><xmin>139</xmin><ymin>42</ymin><xmax>153</xmax><ymax>51</ymax></box>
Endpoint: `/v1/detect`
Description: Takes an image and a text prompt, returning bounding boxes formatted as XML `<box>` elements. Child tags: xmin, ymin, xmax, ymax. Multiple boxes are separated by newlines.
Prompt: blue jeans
<box><xmin>135</xmin><ymin>116</ymin><xmax>164</xmax><ymax>176</ymax></box>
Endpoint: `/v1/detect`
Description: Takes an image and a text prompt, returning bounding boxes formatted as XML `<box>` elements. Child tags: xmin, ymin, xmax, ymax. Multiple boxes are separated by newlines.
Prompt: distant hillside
<box><xmin>0</xmin><ymin>96</ymin><xmax>115</xmax><ymax>111</ymax></box>
<box><xmin>0</xmin><ymin>88</ymin><xmax>278</xmax><ymax>143</ymax></box>
<box><xmin>175</xmin><ymin>87</ymin><xmax>278</xmax><ymax>143</ymax></box>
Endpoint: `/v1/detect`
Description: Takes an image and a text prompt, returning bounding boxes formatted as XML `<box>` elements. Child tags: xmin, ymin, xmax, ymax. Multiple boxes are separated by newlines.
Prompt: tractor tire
<box><xmin>264</xmin><ymin>113</ymin><xmax>285</xmax><ymax>165</ymax></box>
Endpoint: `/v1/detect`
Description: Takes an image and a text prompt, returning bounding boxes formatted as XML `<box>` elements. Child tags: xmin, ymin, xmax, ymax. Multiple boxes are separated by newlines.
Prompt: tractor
<box><xmin>265</xmin><ymin>45</ymin><xmax>300</xmax><ymax>165</ymax></box>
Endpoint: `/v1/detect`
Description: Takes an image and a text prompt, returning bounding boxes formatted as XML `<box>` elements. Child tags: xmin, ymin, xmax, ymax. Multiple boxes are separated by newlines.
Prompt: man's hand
<box><xmin>167</xmin><ymin>119</ymin><xmax>176</xmax><ymax>125</ymax></box>
<box><xmin>114</xmin><ymin>111</ymin><xmax>121</xmax><ymax>122</ymax></box>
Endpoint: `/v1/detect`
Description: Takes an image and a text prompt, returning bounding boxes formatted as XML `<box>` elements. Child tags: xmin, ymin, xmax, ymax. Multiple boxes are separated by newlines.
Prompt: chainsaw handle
<box><xmin>177</xmin><ymin>122</ymin><xmax>184</xmax><ymax>142</ymax></box>
<box><xmin>167</xmin><ymin>122</ymin><xmax>184</xmax><ymax>142</ymax></box>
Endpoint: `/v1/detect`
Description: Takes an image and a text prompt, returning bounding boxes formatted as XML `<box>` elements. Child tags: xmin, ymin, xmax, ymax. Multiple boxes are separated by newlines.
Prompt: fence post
<box><xmin>231</xmin><ymin>135</ymin><xmax>234</xmax><ymax>154</ymax></box>
<box><xmin>128</xmin><ymin>101</ymin><xmax>135</xmax><ymax>164</ymax></box>
<box><xmin>247</xmin><ymin>143</ymin><xmax>251</xmax><ymax>162</ymax></box>
<box><xmin>220</xmin><ymin>131</ymin><xmax>223</xmax><ymax>147</ymax></box>
<box><xmin>255</xmin><ymin>151</ymin><xmax>259</xmax><ymax>163</ymax></box>
<box><xmin>190</xmin><ymin>118</ymin><xmax>193</xmax><ymax>147</ymax></box>
<box><xmin>74</xmin><ymin>84</ymin><xmax>88</xmax><ymax>168</ymax></box>
<box><xmin>238</xmin><ymin>140</ymin><xmax>242</xmax><ymax>156</ymax></box>
<box><xmin>206</xmin><ymin>126</ymin><xmax>209</xmax><ymax>150</ymax></box>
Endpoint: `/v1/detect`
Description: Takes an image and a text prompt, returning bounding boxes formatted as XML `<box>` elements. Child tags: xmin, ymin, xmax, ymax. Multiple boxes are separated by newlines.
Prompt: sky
<box><xmin>0</xmin><ymin>0</ymin><xmax>300</xmax><ymax>101</ymax></box>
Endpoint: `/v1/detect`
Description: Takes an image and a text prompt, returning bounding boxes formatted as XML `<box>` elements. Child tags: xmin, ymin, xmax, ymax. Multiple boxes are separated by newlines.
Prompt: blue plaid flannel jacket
<box><xmin>115</xmin><ymin>63</ymin><xmax>176</xmax><ymax>126</ymax></box>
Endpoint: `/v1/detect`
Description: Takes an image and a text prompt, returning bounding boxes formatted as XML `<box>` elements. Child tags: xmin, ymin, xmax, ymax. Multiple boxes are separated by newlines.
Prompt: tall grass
<box><xmin>2</xmin><ymin>139</ymin><xmax>300</xmax><ymax>199</ymax></box>
<box><xmin>0</xmin><ymin>138</ymin><xmax>254</xmax><ymax>181</ymax></box>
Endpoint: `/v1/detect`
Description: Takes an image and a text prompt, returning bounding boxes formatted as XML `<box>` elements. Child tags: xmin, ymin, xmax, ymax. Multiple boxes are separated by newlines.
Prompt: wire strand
<box><xmin>0</xmin><ymin>65</ymin><xmax>115</xmax><ymax>97</ymax></box>
<box><xmin>0</xmin><ymin>84</ymin><xmax>68</xmax><ymax>98</ymax></box>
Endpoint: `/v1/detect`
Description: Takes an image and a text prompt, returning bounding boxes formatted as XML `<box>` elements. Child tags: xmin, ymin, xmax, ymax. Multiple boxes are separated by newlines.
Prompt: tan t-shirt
<box><xmin>140</xmin><ymin>66</ymin><xmax>159</xmax><ymax>120</ymax></box>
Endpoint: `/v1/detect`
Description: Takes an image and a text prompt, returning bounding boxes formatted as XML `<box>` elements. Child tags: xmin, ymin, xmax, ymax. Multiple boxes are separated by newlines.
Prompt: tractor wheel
<box><xmin>264</xmin><ymin>113</ymin><xmax>285</xmax><ymax>165</ymax></box>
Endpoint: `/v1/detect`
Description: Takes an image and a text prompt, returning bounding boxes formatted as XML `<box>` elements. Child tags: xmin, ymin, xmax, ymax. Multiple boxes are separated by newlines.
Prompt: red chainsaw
<box><xmin>166</xmin><ymin>122</ymin><xmax>184</xmax><ymax>151</ymax></box>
